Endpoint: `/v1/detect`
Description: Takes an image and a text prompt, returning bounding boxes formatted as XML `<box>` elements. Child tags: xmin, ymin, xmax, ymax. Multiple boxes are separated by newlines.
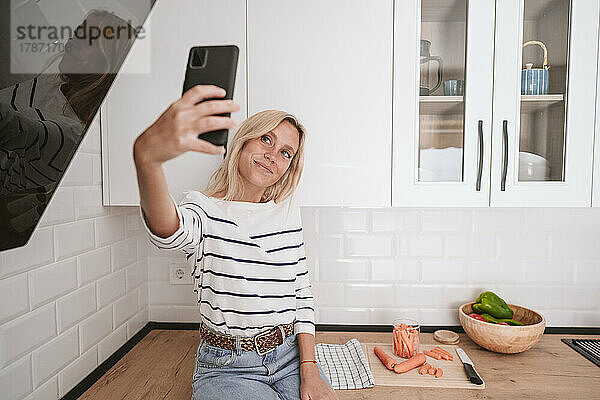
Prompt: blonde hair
<box><xmin>39</xmin><ymin>9</ymin><xmax>134</xmax><ymax>126</ymax></box>
<box><xmin>202</xmin><ymin>109</ymin><xmax>306</xmax><ymax>206</ymax></box>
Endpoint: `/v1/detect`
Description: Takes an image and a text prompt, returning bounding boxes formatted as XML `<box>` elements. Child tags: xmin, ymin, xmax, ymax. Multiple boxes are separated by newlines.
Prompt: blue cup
<box><xmin>443</xmin><ymin>79</ymin><xmax>464</xmax><ymax>96</ymax></box>
<box><xmin>521</xmin><ymin>67</ymin><xmax>548</xmax><ymax>95</ymax></box>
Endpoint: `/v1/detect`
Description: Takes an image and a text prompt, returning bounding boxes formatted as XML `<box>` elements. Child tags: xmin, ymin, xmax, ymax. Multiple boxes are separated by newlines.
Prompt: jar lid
<box><xmin>433</xmin><ymin>329</ymin><xmax>460</xmax><ymax>344</ymax></box>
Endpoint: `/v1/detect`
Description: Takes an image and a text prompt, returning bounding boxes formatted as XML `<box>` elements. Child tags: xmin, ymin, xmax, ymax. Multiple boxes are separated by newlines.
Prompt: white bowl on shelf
<box><xmin>518</xmin><ymin>151</ymin><xmax>550</xmax><ymax>181</ymax></box>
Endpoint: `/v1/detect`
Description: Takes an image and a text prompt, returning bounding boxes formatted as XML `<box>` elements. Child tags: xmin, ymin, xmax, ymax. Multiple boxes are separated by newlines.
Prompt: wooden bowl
<box><xmin>459</xmin><ymin>302</ymin><xmax>545</xmax><ymax>354</ymax></box>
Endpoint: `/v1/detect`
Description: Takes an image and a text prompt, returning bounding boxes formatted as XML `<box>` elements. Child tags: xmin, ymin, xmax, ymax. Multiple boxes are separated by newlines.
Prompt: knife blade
<box><xmin>456</xmin><ymin>347</ymin><xmax>484</xmax><ymax>385</ymax></box>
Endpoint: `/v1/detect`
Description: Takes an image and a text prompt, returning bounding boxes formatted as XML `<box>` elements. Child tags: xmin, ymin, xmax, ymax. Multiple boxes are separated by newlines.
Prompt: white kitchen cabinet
<box><xmin>491</xmin><ymin>0</ymin><xmax>599</xmax><ymax>206</ymax></box>
<box><xmin>101</xmin><ymin>0</ymin><xmax>247</xmax><ymax>205</ymax></box>
<box><xmin>393</xmin><ymin>0</ymin><xmax>600</xmax><ymax>207</ymax></box>
<box><xmin>247</xmin><ymin>0</ymin><xmax>393</xmax><ymax>207</ymax></box>
<box><xmin>393</xmin><ymin>0</ymin><xmax>495</xmax><ymax>206</ymax></box>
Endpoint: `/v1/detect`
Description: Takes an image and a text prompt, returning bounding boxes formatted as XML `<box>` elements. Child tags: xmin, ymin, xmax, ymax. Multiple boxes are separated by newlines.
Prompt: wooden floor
<box><xmin>81</xmin><ymin>329</ymin><xmax>600</xmax><ymax>400</ymax></box>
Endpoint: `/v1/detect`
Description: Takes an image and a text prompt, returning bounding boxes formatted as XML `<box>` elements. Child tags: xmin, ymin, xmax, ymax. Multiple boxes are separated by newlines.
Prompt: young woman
<box><xmin>133</xmin><ymin>85</ymin><xmax>338</xmax><ymax>400</ymax></box>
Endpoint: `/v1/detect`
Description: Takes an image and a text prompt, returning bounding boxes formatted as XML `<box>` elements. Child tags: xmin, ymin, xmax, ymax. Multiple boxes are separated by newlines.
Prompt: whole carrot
<box><xmin>374</xmin><ymin>346</ymin><xmax>396</xmax><ymax>371</ymax></box>
<box><xmin>393</xmin><ymin>353</ymin><xmax>426</xmax><ymax>374</ymax></box>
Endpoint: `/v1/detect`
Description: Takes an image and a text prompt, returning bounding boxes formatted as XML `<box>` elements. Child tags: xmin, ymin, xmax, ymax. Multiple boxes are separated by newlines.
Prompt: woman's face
<box><xmin>238</xmin><ymin>120</ymin><xmax>300</xmax><ymax>193</ymax></box>
<box><xmin>59</xmin><ymin>14</ymin><xmax>109</xmax><ymax>74</ymax></box>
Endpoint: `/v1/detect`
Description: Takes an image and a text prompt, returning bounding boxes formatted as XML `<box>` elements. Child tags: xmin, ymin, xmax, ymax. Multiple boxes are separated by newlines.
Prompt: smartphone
<box><xmin>182</xmin><ymin>45</ymin><xmax>239</xmax><ymax>150</ymax></box>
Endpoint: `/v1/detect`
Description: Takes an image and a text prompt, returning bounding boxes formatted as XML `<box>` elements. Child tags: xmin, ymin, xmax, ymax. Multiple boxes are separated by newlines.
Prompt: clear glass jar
<box><xmin>392</xmin><ymin>318</ymin><xmax>420</xmax><ymax>358</ymax></box>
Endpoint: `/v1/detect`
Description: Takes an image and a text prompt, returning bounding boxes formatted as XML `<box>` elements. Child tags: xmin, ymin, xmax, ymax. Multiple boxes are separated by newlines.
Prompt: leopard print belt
<box><xmin>199</xmin><ymin>321</ymin><xmax>295</xmax><ymax>355</ymax></box>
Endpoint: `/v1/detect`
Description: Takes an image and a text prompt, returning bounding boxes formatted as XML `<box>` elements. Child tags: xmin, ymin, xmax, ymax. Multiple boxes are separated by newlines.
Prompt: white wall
<box><xmin>0</xmin><ymin>116</ymin><xmax>149</xmax><ymax>400</ymax></box>
<box><xmin>148</xmin><ymin>206</ymin><xmax>600</xmax><ymax>328</ymax></box>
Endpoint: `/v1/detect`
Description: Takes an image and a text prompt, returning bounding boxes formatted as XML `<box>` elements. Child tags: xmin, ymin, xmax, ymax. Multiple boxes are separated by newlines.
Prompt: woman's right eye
<box><xmin>261</xmin><ymin>135</ymin><xmax>271</xmax><ymax>144</ymax></box>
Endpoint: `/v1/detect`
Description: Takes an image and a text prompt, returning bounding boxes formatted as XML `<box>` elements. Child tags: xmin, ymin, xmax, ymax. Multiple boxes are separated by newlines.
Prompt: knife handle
<box><xmin>464</xmin><ymin>364</ymin><xmax>484</xmax><ymax>385</ymax></box>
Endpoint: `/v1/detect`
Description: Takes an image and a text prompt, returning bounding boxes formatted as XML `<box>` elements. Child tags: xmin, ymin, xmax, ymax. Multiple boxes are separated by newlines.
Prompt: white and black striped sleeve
<box><xmin>139</xmin><ymin>193</ymin><xmax>202</xmax><ymax>257</ymax></box>
<box><xmin>294</xmin><ymin>208</ymin><xmax>316</xmax><ymax>336</ymax></box>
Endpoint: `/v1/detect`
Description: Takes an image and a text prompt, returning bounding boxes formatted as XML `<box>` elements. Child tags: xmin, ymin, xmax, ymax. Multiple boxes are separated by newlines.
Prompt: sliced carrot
<box><xmin>428</xmin><ymin>367</ymin><xmax>437</xmax><ymax>375</ymax></box>
<box><xmin>393</xmin><ymin>353</ymin><xmax>426</xmax><ymax>374</ymax></box>
<box><xmin>374</xmin><ymin>346</ymin><xmax>396</xmax><ymax>371</ymax></box>
<box><xmin>418</xmin><ymin>363</ymin><xmax>431</xmax><ymax>375</ymax></box>
<box><xmin>433</xmin><ymin>346</ymin><xmax>453</xmax><ymax>358</ymax></box>
<box><xmin>435</xmin><ymin>368</ymin><xmax>443</xmax><ymax>378</ymax></box>
<box><xmin>424</xmin><ymin>350</ymin><xmax>442</xmax><ymax>360</ymax></box>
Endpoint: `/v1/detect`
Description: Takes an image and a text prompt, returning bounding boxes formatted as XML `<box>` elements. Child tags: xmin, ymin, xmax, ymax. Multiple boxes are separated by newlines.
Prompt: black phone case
<box><xmin>182</xmin><ymin>45</ymin><xmax>239</xmax><ymax>149</ymax></box>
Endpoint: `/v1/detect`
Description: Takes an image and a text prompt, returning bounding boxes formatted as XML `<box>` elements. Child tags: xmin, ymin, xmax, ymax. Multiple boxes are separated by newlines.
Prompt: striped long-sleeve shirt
<box><xmin>140</xmin><ymin>190</ymin><xmax>316</xmax><ymax>337</ymax></box>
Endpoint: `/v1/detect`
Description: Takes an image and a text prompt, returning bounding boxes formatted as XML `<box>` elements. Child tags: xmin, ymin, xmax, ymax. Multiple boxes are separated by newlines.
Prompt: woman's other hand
<box><xmin>133</xmin><ymin>85</ymin><xmax>240</xmax><ymax>168</ymax></box>
<box><xmin>300</xmin><ymin>368</ymin><xmax>339</xmax><ymax>400</ymax></box>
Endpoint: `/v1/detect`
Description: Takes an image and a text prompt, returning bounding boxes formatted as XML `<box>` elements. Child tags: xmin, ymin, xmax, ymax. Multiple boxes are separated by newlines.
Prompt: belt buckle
<box><xmin>254</xmin><ymin>328</ymin><xmax>276</xmax><ymax>356</ymax></box>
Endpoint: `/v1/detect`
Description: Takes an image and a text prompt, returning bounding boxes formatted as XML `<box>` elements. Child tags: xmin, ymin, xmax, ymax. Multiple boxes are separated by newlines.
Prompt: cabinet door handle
<box><xmin>476</xmin><ymin>120</ymin><xmax>483</xmax><ymax>191</ymax></box>
<box><xmin>501</xmin><ymin>120</ymin><xmax>508</xmax><ymax>191</ymax></box>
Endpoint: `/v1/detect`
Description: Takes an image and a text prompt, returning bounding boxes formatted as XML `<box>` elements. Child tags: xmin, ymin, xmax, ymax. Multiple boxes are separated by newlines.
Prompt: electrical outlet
<box><xmin>170</xmin><ymin>263</ymin><xmax>192</xmax><ymax>284</ymax></box>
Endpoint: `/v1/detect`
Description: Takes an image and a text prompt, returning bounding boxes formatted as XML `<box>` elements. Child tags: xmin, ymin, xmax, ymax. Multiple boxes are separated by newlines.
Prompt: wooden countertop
<box><xmin>315</xmin><ymin>331</ymin><xmax>600</xmax><ymax>399</ymax></box>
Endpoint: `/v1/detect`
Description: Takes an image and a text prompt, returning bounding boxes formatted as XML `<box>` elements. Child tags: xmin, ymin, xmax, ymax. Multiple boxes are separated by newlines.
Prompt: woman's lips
<box><xmin>254</xmin><ymin>160</ymin><xmax>272</xmax><ymax>173</ymax></box>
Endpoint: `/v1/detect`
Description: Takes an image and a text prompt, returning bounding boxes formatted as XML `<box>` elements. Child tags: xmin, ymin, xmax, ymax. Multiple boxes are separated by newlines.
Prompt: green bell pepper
<box><xmin>472</xmin><ymin>291</ymin><xmax>514</xmax><ymax>319</ymax></box>
<box><xmin>479</xmin><ymin>313</ymin><xmax>525</xmax><ymax>326</ymax></box>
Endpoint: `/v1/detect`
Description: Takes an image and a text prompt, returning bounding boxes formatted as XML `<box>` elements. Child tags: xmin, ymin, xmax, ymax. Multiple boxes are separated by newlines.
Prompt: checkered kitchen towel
<box><xmin>315</xmin><ymin>339</ymin><xmax>375</xmax><ymax>390</ymax></box>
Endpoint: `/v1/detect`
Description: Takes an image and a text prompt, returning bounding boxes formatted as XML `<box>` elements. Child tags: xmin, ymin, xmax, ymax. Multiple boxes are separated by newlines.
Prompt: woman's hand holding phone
<box><xmin>133</xmin><ymin>84</ymin><xmax>240</xmax><ymax>168</ymax></box>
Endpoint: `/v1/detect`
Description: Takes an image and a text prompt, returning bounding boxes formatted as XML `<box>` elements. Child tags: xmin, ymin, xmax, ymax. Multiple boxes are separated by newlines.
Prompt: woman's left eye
<box><xmin>282</xmin><ymin>150</ymin><xmax>291</xmax><ymax>159</ymax></box>
<box><xmin>261</xmin><ymin>135</ymin><xmax>271</xmax><ymax>144</ymax></box>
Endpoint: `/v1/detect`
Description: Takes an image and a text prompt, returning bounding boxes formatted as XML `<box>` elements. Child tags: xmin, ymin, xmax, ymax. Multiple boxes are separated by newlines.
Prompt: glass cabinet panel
<box><xmin>418</xmin><ymin>0</ymin><xmax>467</xmax><ymax>182</ymax></box>
<box><xmin>519</xmin><ymin>0</ymin><xmax>570</xmax><ymax>181</ymax></box>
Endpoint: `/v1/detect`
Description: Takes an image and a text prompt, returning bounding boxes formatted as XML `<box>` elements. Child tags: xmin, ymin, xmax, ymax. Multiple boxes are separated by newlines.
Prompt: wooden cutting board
<box><xmin>361</xmin><ymin>342</ymin><xmax>486</xmax><ymax>390</ymax></box>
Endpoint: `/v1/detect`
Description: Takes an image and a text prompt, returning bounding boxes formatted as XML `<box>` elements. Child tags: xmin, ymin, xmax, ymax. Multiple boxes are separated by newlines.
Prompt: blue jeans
<box><xmin>191</xmin><ymin>325</ymin><xmax>332</xmax><ymax>399</ymax></box>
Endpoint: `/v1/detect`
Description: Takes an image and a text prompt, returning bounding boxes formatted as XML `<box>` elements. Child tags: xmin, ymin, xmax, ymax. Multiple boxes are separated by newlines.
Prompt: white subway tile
<box><xmin>318</xmin><ymin>259</ymin><xmax>368</xmax><ymax>282</ymax></box>
<box><xmin>406</xmin><ymin>235</ymin><xmax>444</xmax><ymax>257</ymax></box>
<box><xmin>126</xmin><ymin>212</ymin><xmax>143</xmax><ymax>232</ymax></box>
<box><xmin>345</xmin><ymin>284</ymin><xmax>395</xmax><ymax>307</ymax></box>
<box><xmin>576</xmin><ymin>260</ymin><xmax>600</xmax><ymax>283</ymax></box>
<box><xmin>95</xmin><ymin>215</ymin><xmax>125</xmax><ymax>247</ymax></box>
<box><xmin>32</xmin><ymin>326</ymin><xmax>78</xmax><ymax>387</ymax></box>
<box><xmin>0</xmin><ymin>303</ymin><xmax>56</xmax><ymax>368</ymax></box>
<box><xmin>92</xmin><ymin>153</ymin><xmax>102</xmax><ymax>185</ymax></box>
<box><xmin>114</xmin><ymin>291</ymin><xmax>138</xmax><ymax>327</ymax></box>
<box><xmin>29</xmin><ymin>258</ymin><xmax>77</xmax><ymax>309</ymax></box>
<box><xmin>311</xmin><ymin>283</ymin><xmax>344</xmax><ymax>307</ymax></box>
<box><xmin>497</xmin><ymin>233</ymin><xmax>549</xmax><ymax>259</ymax></box>
<box><xmin>446</xmin><ymin>234</ymin><xmax>497</xmax><ymax>259</ymax></box>
<box><xmin>299</xmin><ymin>208</ymin><xmax>318</xmax><ymax>234</ymax></box>
<box><xmin>469</xmin><ymin>261</ymin><xmax>522</xmax><ymax>284</ymax></box>
<box><xmin>98</xmin><ymin>324</ymin><xmax>127</xmax><ymax>364</ymax></box>
<box><xmin>537</xmin><ymin>309</ymin><xmax>574</xmax><ymax>326</ymax></box>
<box><xmin>421</xmin><ymin>261</ymin><xmax>467</xmax><ymax>283</ymax></box>
<box><xmin>79</xmin><ymin>116</ymin><xmax>101</xmax><ymax>153</ymax></box>
<box><xmin>58</xmin><ymin>344</ymin><xmax>97</xmax><ymax>397</ymax></box>
<box><xmin>97</xmin><ymin>270</ymin><xmax>126</xmax><ymax>309</ymax></box>
<box><xmin>370</xmin><ymin>308</ymin><xmax>419</xmax><ymax>325</ymax></box>
<box><xmin>148</xmin><ymin>257</ymin><xmax>170</xmax><ymax>282</ymax></box>
<box><xmin>74</xmin><ymin>186</ymin><xmax>108</xmax><ymax>220</ymax></box>
<box><xmin>443</xmin><ymin>285</ymin><xmax>482</xmax><ymax>309</ymax></box>
<box><xmin>0</xmin><ymin>228</ymin><xmax>53</xmax><ymax>278</ymax></box>
<box><xmin>444</xmin><ymin>235</ymin><xmax>468</xmax><ymax>258</ymax></box>
<box><xmin>319</xmin><ymin>308</ymin><xmax>370</xmax><ymax>324</ymax></box>
<box><xmin>62</xmin><ymin>153</ymin><xmax>95</xmax><ymax>186</ymax></box>
<box><xmin>547</xmin><ymin>286</ymin><xmax>599</xmax><ymax>310</ymax></box>
<box><xmin>493</xmin><ymin>285</ymin><xmax>550</xmax><ymax>310</ymax></box>
<box><xmin>371</xmin><ymin>210</ymin><xmax>420</xmax><ymax>232</ymax></box>
<box><xmin>397</xmin><ymin>284</ymin><xmax>444</xmax><ymax>307</ymax></box>
<box><xmin>126</xmin><ymin>260</ymin><xmax>146</xmax><ymax>291</ymax></box>
<box><xmin>79</xmin><ymin>306</ymin><xmax>112</xmax><ymax>353</ymax></box>
<box><xmin>473</xmin><ymin>209</ymin><xmax>525</xmax><ymax>233</ymax></box>
<box><xmin>138</xmin><ymin>284</ymin><xmax>149</xmax><ymax>310</ymax></box>
<box><xmin>127</xmin><ymin>308</ymin><xmax>149</xmax><ymax>340</ymax></box>
<box><xmin>522</xmin><ymin>261</ymin><xmax>575</xmax><ymax>284</ymax></box>
<box><xmin>111</xmin><ymin>237</ymin><xmax>138</xmax><ymax>270</ymax></box>
<box><xmin>319</xmin><ymin>210</ymin><xmax>368</xmax><ymax>233</ymax></box>
<box><xmin>420</xmin><ymin>309</ymin><xmax>459</xmax><ymax>325</ymax></box>
<box><xmin>148</xmin><ymin>305</ymin><xmax>176</xmax><ymax>321</ymax></box>
<box><xmin>573</xmin><ymin>311</ymin><xmax>600</xmax><ymax>326</ymax></box>
<box><xmin>525</xmin><ymin>208</ymin><xmax>600</xmax><ymax>232</ymax></box>
<box><xmin>550</xmin><ymin>233</ymin><xmax>600</xmax><ymax>259</ymax></box>
<box><xmin>54</xmin><ymin>220</ymin><xmax>95</xmax><ymax>260</ymax></box>
<box><xmin>78</xmin><ymin>247</ymin><xmax>111</xmax><ymax>286</ymax></box>
<box><xmin>345</xmin><ymin>234</ymin><xmax>394</xmax><ymax>257</ymax></box>
<box><xmin>38</xmin><ymin>188</ymin><xmax>74</xmax><ymax>227</ymax></box>
<box><xmin>0</xmin><ymin>354</ymin><xmax>32</xmax><ymax>400</ymax></box>
<box><xmin>148</xmin><ymin>282</ymin><xmax>195</xmax><ymax>305</ymax></box>
<box><xmin>421</xmin><ymin>210</ymin><xmax>472</xmax><ymax>232</ymax></box>
<box><xmin>57</xmin><ymin>283</ymin><xmax>96</xmax><ymax>334</ymax></box>
<box><xmin>137</xmin><ymin>235</ymin><xmax>148</xmax><ymax>259</ymax></box>
<box><xmin>303</xmin><ymin>234</ymin><xmax>343</xmax><ymax>258</ymax></box>
<box><xmin>370</xmin><ymin>260</ymin><xmax>420</xmax><ymax>282</ymax></box>
<box><xmin>23</xmin><ymin>374</ymin><xmax>57</xmax><ymax>400</ymax></box>
<box><xmin>0</xmin><ymin>273</ymin><xmax>29</xmax><ymax>325</ymax></box>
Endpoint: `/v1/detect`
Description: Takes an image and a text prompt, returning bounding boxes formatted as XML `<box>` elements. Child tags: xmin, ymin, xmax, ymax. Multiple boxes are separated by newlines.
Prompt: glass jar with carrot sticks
<box><xmin>392</xmin><ymin>318</ymin><xmax>420</xmax><ymax>358</ymax></box>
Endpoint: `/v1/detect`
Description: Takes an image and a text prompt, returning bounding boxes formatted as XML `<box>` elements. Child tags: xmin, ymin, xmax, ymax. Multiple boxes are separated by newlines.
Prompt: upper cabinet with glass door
<box><xmin>491</xmin><ymin>0</ymin><xmax>599</xmax><ymax>206</ymax></box>
<box><xmin>393</xmin><ymin>0</ymin><xmax>495</xmax><ymax>206</ymax></box>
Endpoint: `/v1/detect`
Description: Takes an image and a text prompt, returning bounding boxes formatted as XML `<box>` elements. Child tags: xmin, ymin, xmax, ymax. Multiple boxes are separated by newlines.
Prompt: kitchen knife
<box><xmin>456</xmin><ymin>348</ymin><xmax>484</xmax><ymax>385</ymax></box>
